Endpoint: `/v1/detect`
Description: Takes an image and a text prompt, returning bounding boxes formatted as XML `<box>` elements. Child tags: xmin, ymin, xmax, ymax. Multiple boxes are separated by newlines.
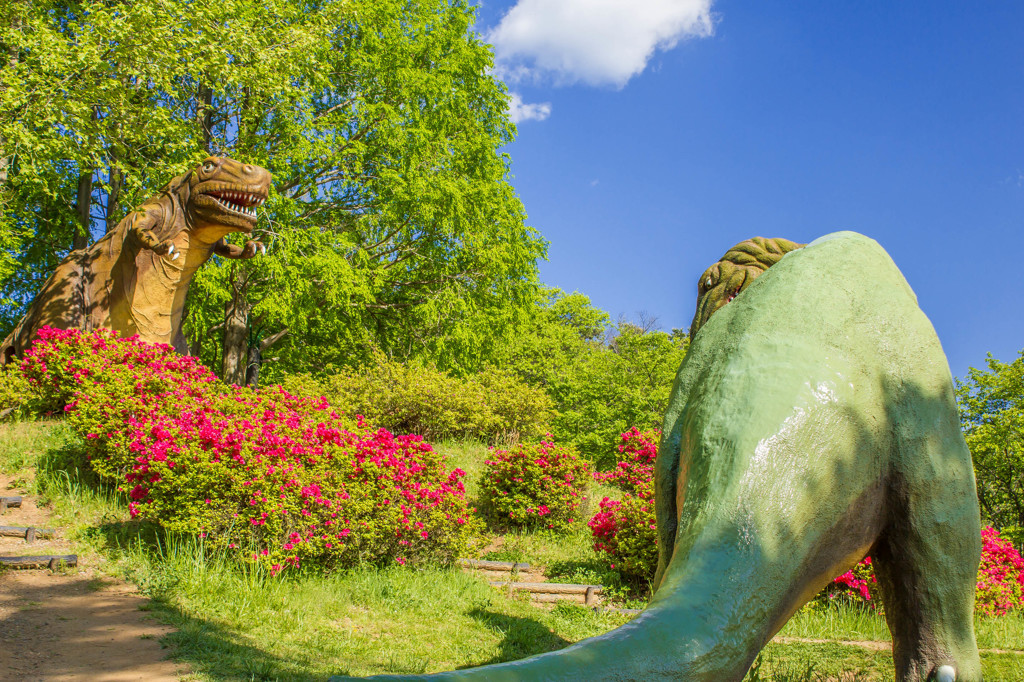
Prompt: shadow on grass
<box><xmin>154</xmin><ymin>603</ymin><xmax>321</xmax><ymax>682</ymax></box>
<box><xmin>461</xmin><ymin>607</ymin><xmax>572</xmax><ymax>668</ymax></box>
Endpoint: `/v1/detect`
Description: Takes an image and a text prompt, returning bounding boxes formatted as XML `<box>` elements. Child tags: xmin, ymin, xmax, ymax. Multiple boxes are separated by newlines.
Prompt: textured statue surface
<box><xmin>332</xmin><ymin>232</ymin><xmax>982</xmax><ymax>682</ymax></box>
<box><xmin>0</xmin><ymin>157</ymin><xmax>270</xmax><ymax>362</ymax></box>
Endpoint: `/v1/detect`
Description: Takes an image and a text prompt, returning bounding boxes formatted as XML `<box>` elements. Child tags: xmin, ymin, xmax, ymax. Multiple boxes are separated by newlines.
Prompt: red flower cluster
<box><xmin>823</xmin><ymin>527</ymin><xmax>1023</xmax><ymax>615</ymax></box>
<box><xmin>823</xmin><ymin>556</ymin><xmax>877</xmax><ymax>607</ymax></box>
<box><xmin>479</xmin><ymin>438</ymin><xmax>590</xmax><ymax>531</ymax></box>
<box><xmin>589</xmin><ymin>428</ymin><xmax>659</xmax><ymax>579</ymax></box>
<box><xmin>18</xmin><ymin>327</ymin><xmax>477</xmax><ymax>573</ymax></box>
<box><xmin>976</xmin><ymin>526</ymin><xmax>1024</xmax><ymax>616</ymax></box>
<box><xmin>593</xmin><ymin>427</ymin><xmax>659</xmax><ymax>494</ymax></box>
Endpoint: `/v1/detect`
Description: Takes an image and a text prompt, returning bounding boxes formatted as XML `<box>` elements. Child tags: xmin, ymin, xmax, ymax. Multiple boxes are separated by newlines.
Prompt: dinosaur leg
<box><xmin>871</xmin><ymin>394</ymin><xmax>983</xmax><ymax>682</ymax></box>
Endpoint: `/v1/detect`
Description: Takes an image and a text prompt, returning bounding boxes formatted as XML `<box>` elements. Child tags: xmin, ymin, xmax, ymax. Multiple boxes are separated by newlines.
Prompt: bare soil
<box><xmin>0</xmin><ymin>475</ymin><xmax>185</xmax><ymax>681</ymax></box>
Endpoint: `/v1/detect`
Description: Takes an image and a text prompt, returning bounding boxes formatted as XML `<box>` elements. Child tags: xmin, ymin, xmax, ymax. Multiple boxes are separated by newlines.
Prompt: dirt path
<box><xmin>0</xmin><ymin>475</ymin><xmax>185</xmax><ymax>681</ymax></box>
<box><xmin>774</xmin><ymin>636</ymin><xmax>1024</xmax><ymax>656</ymax></box>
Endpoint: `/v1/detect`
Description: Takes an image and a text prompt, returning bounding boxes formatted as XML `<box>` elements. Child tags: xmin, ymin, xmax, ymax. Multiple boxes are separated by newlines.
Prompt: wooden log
<box><xmin>0</xmin><ymin>554</ymin><xmax>77</xmax><ymax>569</ymax></box>
<box><xmin>0</xmin><ymin>496</ymin><xmax>22</xmax><ymax>512</ymax></box>
<box><xmin>591</xmin><ymin>605</ymin><xmax>643</xmax><ymax>616</ymax></box>
<box><xmin>496</xmin><ymin>581</ymin><xmax>604</xmax><ymax>595</ymax></box>
<box><xmin>459</xmin><ymin>558</ymin><xmax>532</xmax><ymax>573</ymax></box>
<box><xmin>0</xmin><ymin>526</ymin><xmax>55</xmax><ymax>540</ymax></box>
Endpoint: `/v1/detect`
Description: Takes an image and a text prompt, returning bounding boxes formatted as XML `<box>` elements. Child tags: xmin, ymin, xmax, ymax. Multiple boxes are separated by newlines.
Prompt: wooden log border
<box><xmin>0</xmin><ymin>496</ymin><xmax>22</xmax><ymax>512</ymax></box>
<box><xmin>458</xmin><ymin>558</ymin><xmax>532</xmax><ymax>573</ymax></box>
<box><xmin>0</xmin><ymin>554</ymin><xmax>77</xmax><ymax>570</ymax></box>
<box><xmin>0</xmin><ymin>526</ymin><xmax>55</xmax><ymax>542</ymax></box>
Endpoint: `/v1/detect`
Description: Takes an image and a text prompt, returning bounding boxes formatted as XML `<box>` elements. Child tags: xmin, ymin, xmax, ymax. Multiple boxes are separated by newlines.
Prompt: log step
<box><xmin>459</xmin><ymin>558</ymin><xmax>532</xmax><ymax>573</ymax></box>
<box><xmin>0</xmin><ymin>526</ymin><xmax>55</xmax><ymax>542</ymax></box>
<box><xmin>492</xmin><ymin>581</ymin><xmax>604</xmax><ymax>606</ymax></box>
<box><xmin>0</xmin><ymin>496</ymin><xmax>21</xmax><ymax>512</ymax></box>
<box><xmin>458</xmin><ymin>558</ymin><xmax>545</xmax><ymax>581</ymax></box>
<box><xmin>0</xmin><ymin>554</ymin><xmax>77</xmax><ymax>570</ymax></box>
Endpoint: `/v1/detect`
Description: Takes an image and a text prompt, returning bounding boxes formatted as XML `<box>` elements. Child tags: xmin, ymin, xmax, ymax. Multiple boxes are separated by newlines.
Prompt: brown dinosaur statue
<box><xmin>1</xmin><ymin>156</ymin><xmax>271</xmax><ymax>363</ymax></box>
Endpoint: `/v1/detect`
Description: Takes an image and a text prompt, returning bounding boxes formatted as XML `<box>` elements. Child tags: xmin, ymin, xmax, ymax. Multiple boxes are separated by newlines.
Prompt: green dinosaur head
<box><xmin>689</xmin><ymin>237</ymin><xmax>804</xmax><ymax>339</ymax></box>
<box><xmin>186</xmin><ymin>156</ymin><xmax>272</xmax><ymax>235</ymax></box>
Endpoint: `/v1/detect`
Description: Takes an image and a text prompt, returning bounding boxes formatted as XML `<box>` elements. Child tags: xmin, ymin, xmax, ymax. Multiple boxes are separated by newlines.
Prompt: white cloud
<box><xmin>507</xmin><ymin>92</ymin><xmax>552</xmax><ymax>123</ymax></box>
<box><xmin>489</xmin><ymin>0</ymin><xmax>715</xmax><ymax>88</ymax></box>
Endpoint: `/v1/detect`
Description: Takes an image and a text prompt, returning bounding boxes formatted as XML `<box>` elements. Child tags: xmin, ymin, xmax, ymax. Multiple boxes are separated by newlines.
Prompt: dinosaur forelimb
<box><xmin>214</xmin><ymin>238</ymin><xmax>265</xmax><ymax>259</ymax></box>
<box><xmin>127</xmin><ymin>213</ymin><xmax>176</xmax><ymax>256</ymax></box>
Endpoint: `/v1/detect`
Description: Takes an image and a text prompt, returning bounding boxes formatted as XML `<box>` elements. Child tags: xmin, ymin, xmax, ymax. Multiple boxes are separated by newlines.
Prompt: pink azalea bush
<box><xmin>819</xmin><ymin>556</ymin><xmax>878</xmax><ymax>608</ymax></box>
<box><xmin>479</xmin><ymin>439</ymin><xmax>590</xmax><ymax>531</ymax></box>
<box><xmin>17</xmin><ymin>327</ymin><xmax>479</xmax><ymax>573</ymax></box>
<box><xmin>821</xmin><ymin>527</ymin><xmax>1023</xmax><ymax>615</ymax></box>
<box><xmin>588</xmin><ymin>427</ymin><xmax>659</xmax><ymax>580</ymax></box>
<box><xmin>593</xmin><ymin>427</ymin><xmax>659</xmax><ymax>495</ymax></box>
<box><xmin>588</xmin><ymin>474</ymin><xmax>658</xmax><ymax>580</ymax></box>
<box><xmin>975</xmin><ymin>525</ymin><xmax>1024</xmax><ymax>616</ymax></box>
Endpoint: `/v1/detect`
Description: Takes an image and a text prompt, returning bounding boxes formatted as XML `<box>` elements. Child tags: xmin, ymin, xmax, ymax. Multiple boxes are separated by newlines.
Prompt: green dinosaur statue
<box><xmin>0</xmin><ymin>156</ymin><xmax>271</xmax><ymax>363</ymax></box>
<box><xmin>331</xmin><ymin>231</ymin><xmax>981</xmax><ymax>682</ymax></box>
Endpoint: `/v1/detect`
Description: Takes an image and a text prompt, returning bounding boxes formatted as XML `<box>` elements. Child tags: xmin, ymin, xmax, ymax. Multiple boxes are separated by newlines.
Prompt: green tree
<box><xmin>0</xmin><ymin>0</ymin><xmax>543</xmax><ymax>383</ymax></box>
<box><xmin>957</xmin><ymin>351</ymin><xmax>1024</xmax><ymax>545</ymax></box>
<box><xmin>497</xmin><ymin>290</ymin><xmax>688</xmax><ymax>465</ymax></box>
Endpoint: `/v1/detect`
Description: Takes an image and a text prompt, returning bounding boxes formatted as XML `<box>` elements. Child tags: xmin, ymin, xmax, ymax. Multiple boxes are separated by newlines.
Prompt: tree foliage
<box><xmin>957</xmin><ymin>350</ymin><xmax>1024</xmax><ymax>546</ymax></box>
<box><xmin>497</xmin><ymin>290</ymin><xmax>688</xmax><ymax>465</ymax></box>
<box><xmin>0</xmin><ymin>0</ymin><xmax>544</xmax><ymax>381</ymax></box>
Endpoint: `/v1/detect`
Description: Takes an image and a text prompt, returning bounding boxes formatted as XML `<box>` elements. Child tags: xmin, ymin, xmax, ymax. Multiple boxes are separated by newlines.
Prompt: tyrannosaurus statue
<box><xmin>332</xmin><ymin>232</ymin><xmax>982</xmax><ymax>682</ymax></box>
<box><xmin>0</xmin><ymin>156</ymin><xmax>271</xmax><ymax>363</ymax></box>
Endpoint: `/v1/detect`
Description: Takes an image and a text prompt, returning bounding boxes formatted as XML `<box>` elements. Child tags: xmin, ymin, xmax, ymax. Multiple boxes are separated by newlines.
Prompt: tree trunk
<box><xmin>73</xmin><ymin>169</ymin><xmax>92</xmax><ymax>250</ymax></box>
<box><xmin>105</xmin><ymin>163</ymin><xmax>122</xmax><ymax>232</ymax></box>
<box><xmin>0</xmin><ymin>8</ymin><xmax>24</xmax><ymax>194</ymax></box>
<box><xmin>244</xmin><ymin>341</ymin><xmax>262</xmax><ymax>387</ymax></box>
<box><xmin>221</xmin><ymin>270</ymin><xmax>250</xmax><ymax>385</ymax></box>
<box><xmin>198</xmin><ymin>83</ymin><xmax>214</xmax><ymax>152</ymax></box>
<box><xmin>245</xmin><ymin>327</ymin><xmax>288</xmax><ymax>388</ymax></box>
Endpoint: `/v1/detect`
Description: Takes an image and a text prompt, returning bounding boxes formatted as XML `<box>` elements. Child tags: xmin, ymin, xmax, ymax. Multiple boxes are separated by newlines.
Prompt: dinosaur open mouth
<box><xmin>205</xmin><ymin>190</ymin><xmax>266</xmax><ymax>219</ymax></box>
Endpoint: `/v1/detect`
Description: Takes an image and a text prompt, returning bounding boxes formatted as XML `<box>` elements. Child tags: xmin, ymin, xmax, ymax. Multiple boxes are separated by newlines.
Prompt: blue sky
<box><xmin>473</xmin><ymin>0</ymin><xmax>1024</xmax><ymax>379</ymax></box>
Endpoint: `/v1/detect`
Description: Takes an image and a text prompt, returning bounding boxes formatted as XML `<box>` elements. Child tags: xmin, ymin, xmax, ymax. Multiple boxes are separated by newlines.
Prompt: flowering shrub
<box><xmin>15</xmin><ymin>327</ymin><xmax>479</xmax><ymax>573</ymax></box>
<box><xmin>588</xmin><ymin>475</ymin><xmax>658</xmax><ymax>580</ymax></box>
<box><xmin>479</xmin><ymin>439</ymin><xmax>590</xmax><ymax>531</ymax></box>
<box><xmin>817</xmin><ymin>527</ymin><xmax>1023</xmax><ymax>615</ymax></box>
<box><xmin>818</xmin><ymin>556</ymin><xmax>878</xmax><ymax>608</ymax></box>
<box><xmin>589</xmin><ymin>427</ymin><xmax>659</xmax><ymax>580</ymax></box>
<box><xmin>976</xmin><ymin>525</ymin><xmax>1024</xmax><ymax>616</ymax></box>
<box><xmin>594</xmin><ymin>427</ymin><xmax>659</xmax><ymax>494</ymax></box>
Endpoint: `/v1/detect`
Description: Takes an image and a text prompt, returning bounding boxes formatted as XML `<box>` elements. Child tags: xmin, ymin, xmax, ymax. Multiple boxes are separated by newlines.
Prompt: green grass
<box><xmin>3</xmin><ymin>421</ymin><xmax>1022</xmax><ymax>681</ymax></box>
<box><xmin>114</xmin><ymin>536</ymin><xmax>632</xmax><ymax>680</ymax></box>
<box><xmin>766</xmin><ymin>604</ymin><xmax>1024</xmax><ymax>681</ymax></box>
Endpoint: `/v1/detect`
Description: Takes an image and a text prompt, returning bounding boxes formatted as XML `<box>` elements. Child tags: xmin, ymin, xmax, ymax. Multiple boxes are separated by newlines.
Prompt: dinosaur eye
<box><xmin>202</xmin><ymin>160</ymin><xmax>216</xmax><ymax>173</ymax></box>
<box><xmin>705</xmin><ymin>277</ymin><xmax>713</xmax><ymax>288</ymax></box>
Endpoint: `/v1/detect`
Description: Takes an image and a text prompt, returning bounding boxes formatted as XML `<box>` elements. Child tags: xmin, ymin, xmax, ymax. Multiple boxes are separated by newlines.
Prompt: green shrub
<box><xmin>479</xmin><ymin>439</ymin><xmax>591</xmax><ymax>531</ymax></box>
<box><xmin>319</xmin><ymin>353</ymin><xmax>554</xmax><ymax>444</ymax></box>
<box><xmin>0</xmin><ymin>362</ymin><xmax>35</xmax><ymax>418</ymax></box>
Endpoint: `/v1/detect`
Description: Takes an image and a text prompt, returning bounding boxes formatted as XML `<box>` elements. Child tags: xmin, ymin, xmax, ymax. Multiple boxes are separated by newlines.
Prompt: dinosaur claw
<box><xmin>259</xmin><ymin>244</ymin><xmax>266</xmax><ymax>255</ymax></box>
<box><xmin>171</xmin><ymin>252</ymin><xmax>179</xmax><ymax>261</ymax></box>
<box><xmin>167</xmin><ymin>244</ymin><xmax>175</xmax><ymax>255</ymax></box>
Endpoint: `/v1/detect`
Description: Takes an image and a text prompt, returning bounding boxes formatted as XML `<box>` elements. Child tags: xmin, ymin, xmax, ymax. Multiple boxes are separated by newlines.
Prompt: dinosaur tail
<box><xmin>327</xmin><ymin>512</ymin><xmax>876</xmax><ymax>682</ymax></box>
